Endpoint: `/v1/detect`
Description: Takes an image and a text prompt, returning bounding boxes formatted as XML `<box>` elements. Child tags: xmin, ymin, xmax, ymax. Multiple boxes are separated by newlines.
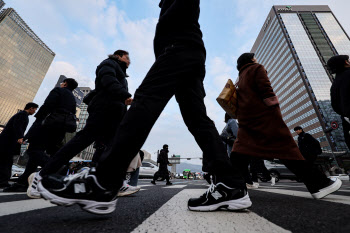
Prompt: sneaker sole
<box><xmin>188</xmin><ymin>193</ymin><xmax>252</xmax><ymax>212</ymax></box>
<box><xmin>38</xmin><ymin>182</ymin><xmax>117</xmax><ymax>215</ymax></box>
<box><xmin>312</xmin><ymin>178</ymin><xmax>342</xmax><ymax>199</ymax></box>
<box><xmin>27</xmin><ymin>173</ymin><xmax>41</xmax><ymax>199</ymax></box>
<box><xmin>117</xmin><ymin>188</ymin><xmax>140</xmax><ymax>197</ymax></box>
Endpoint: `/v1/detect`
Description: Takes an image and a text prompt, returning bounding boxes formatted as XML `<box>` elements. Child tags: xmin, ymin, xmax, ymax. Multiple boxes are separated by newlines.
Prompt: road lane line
<box><xmin>131</xmin><ymin>189</ymin><xmax>290</xmax><ymax>233</ymax></box>
<box><xmin>0</xmin><ymin>199</ymin><xmax>55</xmax><ymax>217</ymax></box>
<box><xmin>0</xmin><ymin>192</ymin><xmax>25</xmax><ymax>196</ymax></box>
<box><xmin>162</xmin><ymin>185</ymin><xmax>187</xmax><ymax>189</ymax></box>
<box><xmin>254</xmin><ymin>188</ymin><xmax>350</xmax><ymax>205</ymax></box>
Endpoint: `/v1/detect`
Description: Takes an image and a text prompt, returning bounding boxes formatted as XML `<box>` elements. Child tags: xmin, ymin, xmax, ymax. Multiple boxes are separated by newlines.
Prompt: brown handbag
<box><xmin>216</xmin><ymin>79</ymin><xmax>238</xmax><ymax>119</ymax></box>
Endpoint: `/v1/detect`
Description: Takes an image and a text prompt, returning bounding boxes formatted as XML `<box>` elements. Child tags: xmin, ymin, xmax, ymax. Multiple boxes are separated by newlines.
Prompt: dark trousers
<box><xmin>39</xmin><ymin>109</ymin><xmax>125</xmax><ymax>176</ymax></box>
<box><xmin>17</xmin><ymin>126</ymin><xmax>65</xmax><ymax>185</ymax></box>
<box><xmin>0</xmin><ymin>150</ymin><xmax>14</xmax><ymax>185</ymax></box>
<box><xmin>96</xmin><ymin>45</ymin><xmax>245</xmax><ymax>189</ymax></box>
<box><xmin>153</xmin><ymin>171</ymin><xmax>170</xmax><ymax>183</ymax></box>
<box><xmin>250</xmin><ymin>158</ymin><xmax>271</xmax><ymax>183</ymax></box>
<box><xmin>231</xmin><ymin>153</ymin><xmax>330</xmax><ymax>193</ymax></box>
<box><xmin>342</xmin><ymin>117</ymin><xmax>350</xmax><ymax>150</ymax></box>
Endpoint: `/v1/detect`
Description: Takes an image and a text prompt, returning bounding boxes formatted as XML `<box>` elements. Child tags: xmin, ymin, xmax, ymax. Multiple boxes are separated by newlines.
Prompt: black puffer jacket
<box><xmin>35</xmin><ymin>87</ymin><xmax>76</xmax><ymax>120</ymax></box>
<box><xmin>154</xmin><ymin>0</ymin><xmax>205</xmax><ymax>58</ymax></box>
<box><xmin>331</xmin><ymin>68</ymin><xmax>350</xmax><ymax>118</ymax></box>
<box><xmin>88</xmin><ymin>56</ymin><xmax>131</xmax><ymax>113</ymax></box>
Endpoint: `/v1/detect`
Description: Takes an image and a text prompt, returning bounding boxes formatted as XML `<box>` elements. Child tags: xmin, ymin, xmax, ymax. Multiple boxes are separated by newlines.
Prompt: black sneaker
<box><xmin>151</xmin><ymin>181</ymin><xmax>156</xmax><ymax>185</ymax></box>
<box><xmin>0</xmin><ymin>182</ymin><xmax>11</xmax><ymax>189</ymax></box>
<box><xmin>3</xmin><ymin>183</ymin><xmax>27</xmax><ymax>192</ymax></box>
<box><xmin>38</xmin><ymin>168</ymin><xmax>120</xmax><ymax>215</ymax></box>
<box><xmin>166</xmin><ymin>182</ymin><xmax>172</xmax><ymax>185</ymax></box>
<box><xmin>311</xmin><ymin>178</ymin><xmax>342</xmax><ymax>199</ymax></box>
<box><xmin>188</xmin><ymin>182</ymin><xmax>252</xmax><ymax>211</ymax></box>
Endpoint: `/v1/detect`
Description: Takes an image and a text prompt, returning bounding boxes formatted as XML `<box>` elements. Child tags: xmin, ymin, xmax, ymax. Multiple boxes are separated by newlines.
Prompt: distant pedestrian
<box><xmin>151</xmin><ymin>144</ymin><xmax>172</xmax><ymax>185</ymax></box>
<box><xmin>0</xmin><ymin>102</ymin><xmax>38</xmax><ymax>188</ymax></box>
<box><xmin>294</xmin><ymin>126</ymin><xmax>322</xmax><ymax>164</ymax></box>
<box><xmin>327</xmin><ymin>55</ymin><xmax>350</xmax><ymax>150</ymax></box>
<box><xmin>26</xmin><ymin>50</ymin><xmax>131</xmax><ymax>198</ymax></box>
<box><xmin>231</xmin><ymin>53</ymin><xmax>341</xmax><ymax>199</ymax></box>
<box><xmin>3</xmin><ymin>79</ymin><xmax>77</xmax><ymax>192</ymax></box>
<box><xmin>220</xmin><ymin>113</ymin><xmax>238</xmax><ymax>156</ymax></box>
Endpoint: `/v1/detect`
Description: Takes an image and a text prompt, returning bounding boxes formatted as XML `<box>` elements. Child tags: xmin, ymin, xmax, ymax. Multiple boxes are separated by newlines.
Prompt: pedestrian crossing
<box><xmin>0</xmin><ymin>181</ymin><xmax>349</xmax><ymax>232</ymax></box>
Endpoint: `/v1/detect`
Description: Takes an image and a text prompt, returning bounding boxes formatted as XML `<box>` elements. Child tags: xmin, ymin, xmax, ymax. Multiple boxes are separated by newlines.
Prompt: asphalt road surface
<box><xmin>0</xmin><ymin>179</ymin><xmax>349</xmax><ymax>233</ymax></box>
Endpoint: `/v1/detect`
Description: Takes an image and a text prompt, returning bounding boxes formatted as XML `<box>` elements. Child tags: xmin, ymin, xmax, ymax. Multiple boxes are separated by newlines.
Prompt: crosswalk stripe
<box><xmin>162</xmin><ymin>185</ymin><xmax>187</xmax><ymax>189</ymax></box>
<box><xmin>254</xmin><ymin>188</ymin><xmax>350</xmax><ymax>205</ymax></box>
<box><xmin>0</xmin><ymin>192</ymin><xmax>25</xmax><ymax>196</ymax></box>
<box><xmin>0</xmin><ymin>199</ymin><xmax>55</xmax><ymax>217</ymax></box>
<box><xmin>131</xmin><ymin>189</ymin><xmax>290</xmax><ymax>233</ymax></box>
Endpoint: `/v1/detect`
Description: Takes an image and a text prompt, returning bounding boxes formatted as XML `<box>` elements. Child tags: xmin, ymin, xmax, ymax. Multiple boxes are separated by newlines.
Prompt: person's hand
<box><xmin>17</xmin><ymin>138</ymin><xmax>24</xmax><ymax>144</ymax></box>
<box><xmin>125</xmin><ymin>97</ymin><xmax>133</xmax><ymax>105</ymax></box>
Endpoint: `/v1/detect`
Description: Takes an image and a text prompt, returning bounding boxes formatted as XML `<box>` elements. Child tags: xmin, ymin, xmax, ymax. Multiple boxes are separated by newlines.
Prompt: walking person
<box><xmin>37</xmin><ymin>0</ymin><xmax>252</xmax><ymax>215</ymax></box>
<box><xmin>4</xmin><ymin>79</ymin><xmax>78</xmax><ymax>192</ymax></box>
<box><xmin>230</xmin><ymin>53</ymin><xmax>342</xmax><ymax>199</ymax></box>
<box><xmin>26</xmin><ymin>50</ymin><xmax>132</xmax><ymax>198</ymax></box>
<box><xmin>151</xmin><ymin>144</ymin><xmax>172</xmax><ymax>185</ymax></box>
<box><xmin>220</xmin><ymin>113</ymin><xmax>238</xmax><ymax>156</ymax></box>
<box><xmin>294</xmin><ymin>126</ymin><xmax>322</xmax><ymax>164</ymax></box>
<box><xmin>0</xmin><ymin>102</ymin><xmax>38</xmax><ymax>188</ymax></box>
<box><xmin>327</xmin><ymin>55</ymin><xmax>350</xmax><ymax>150</ymax></box>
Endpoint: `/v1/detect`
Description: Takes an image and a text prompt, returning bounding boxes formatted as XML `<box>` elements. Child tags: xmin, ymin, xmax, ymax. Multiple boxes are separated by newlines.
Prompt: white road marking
<box><xmin>0</xmin><ymin>199</ymin><xmax>55</xmax><ymax>217</ymax></box>
<box><xmin>162</xmin><ymin>185</ymin><xmax>187</xmax><ymax>189</ymax></box>
<box><xmin>131</xmin><ymin>189</ymin><xmax>290</xmax><ymax>233</ymax></box>
<box><xmin>0</xmin><ymin>192</ymin><xmax>25</xmax><ymax>196</ymax></box>
<box><xmin>139</xmin><ymin>185</ymin><xmax>153</xmax><ymax>187</ymax></box>
<box><xmin>254</xmin><ymin>188</ymin><xmax>350</xmax><ymax>205</ymax></box>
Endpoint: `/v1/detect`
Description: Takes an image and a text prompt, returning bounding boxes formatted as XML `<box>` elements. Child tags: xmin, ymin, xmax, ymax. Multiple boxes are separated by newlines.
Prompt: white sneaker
<box><xmin>117</xmin><ymin>180</ymin><xmax>141</xmax><ymax>197</ymax></box>
<box><xmin>271</xmin><ymin>177</ymin><xmax>276</xmax><ymax>186</ymax></box>
<box><xmin>246</xmin><ymin>182</ymin><xmax>259</xmax><ymax>189</ymax></box>
<box><xmin>27</xmin><ymin>172</ymin><xmax>42</xmax><ymax>199</ymax></box>
<box><xmin>311</xmin><ymin>178</ymin><xmax>342</xmax><ymax>199</ymax></box>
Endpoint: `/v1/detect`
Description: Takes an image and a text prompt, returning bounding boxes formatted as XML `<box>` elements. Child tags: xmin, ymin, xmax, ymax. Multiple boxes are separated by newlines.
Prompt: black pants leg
<box><xmin>96</xmin><ymin>46</ymin><xmax>245</xmax><ymax>189</ymax></box>
<box><xmin>230</xmin><ymin>152</ymin><xmax>253</xmax><ymax>184</ymax></box>
<box><xmin>281</xmin><ymin>159</ymin><xmax>330</xmax><ymax>193</ymax></box>
<box><xmin>342</xmin><ymin>117</ymin><xmax>350</xmax><ymax>150</ymax></box>
<box><xmin>39</xmin><ymin>124</ymin><xmax>98</xmax><ymax>176</ymax></box>
<box><xmin>17</xmin><ymin>146</ymin><xmax>49</xmax><ymax>185</ymax></box>
<box><xmin>0</xmin><ymin>151</ymin><xmax>14</xmax><ymax>185</ymax></box>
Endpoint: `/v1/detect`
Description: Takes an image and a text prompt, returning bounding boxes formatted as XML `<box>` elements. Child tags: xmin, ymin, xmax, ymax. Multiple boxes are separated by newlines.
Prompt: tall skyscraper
<box><xmin>0</xmin><ymin>7</ymin><xmax>55</xmax><ymax>125</ymax></box>
<box><xmin>76</xmin><ymin>87</ymin><xmax>95</xmax><ymax>160</ymax></box>
<box><xmin>0</xmin><ymin>1</ymin><xmax>5</xmax><ymax>11</ymax></box>
<box><xmin>251</xmin><ymin>5</ymin><xmax>350</xmax><ymax>154</ymax></box>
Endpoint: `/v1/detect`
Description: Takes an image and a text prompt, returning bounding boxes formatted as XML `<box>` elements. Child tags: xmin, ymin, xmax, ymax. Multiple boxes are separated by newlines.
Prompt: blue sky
<box><xmin>5</xmin><ymin>0</ymin><xmax>350</xmax><ymax>164</ymax></box>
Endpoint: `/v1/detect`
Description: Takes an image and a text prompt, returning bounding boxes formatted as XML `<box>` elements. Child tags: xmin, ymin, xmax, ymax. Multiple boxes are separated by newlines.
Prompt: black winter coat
<box><xmin>0</xmin><ymin>111</ymin><xmax>29</xmax><ymax>154</ymax></box>
<box><xmin>25</xmin><ymin>87</ymin><xmax>76</xmax><ymax>141</ymax></box>
<box><xmin>297</xmin><ymin>132</ymin><xmax>322</xmax><ymax>162</ymax></box>
<box><xmin>157</xmin><ymin>149</ymin><xmax>170</xmax><ymax>175</ymax></box>
<box><xmin>331</xmin><ymin>68</ymin><xmax>350</xmax><ymax>118</ymax></box>
<box><xmin>154</xmin><ymin>0</ymin><xmax>205</xmax><ymax>58</ymax></box>
<box><xmin>88</xmin><ymin>57</ymin><xmax>131</xmax><ymax>113</ymax></box>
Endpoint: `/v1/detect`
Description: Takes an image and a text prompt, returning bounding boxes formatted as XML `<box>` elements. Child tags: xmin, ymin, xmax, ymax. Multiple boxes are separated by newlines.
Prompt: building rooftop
<box><xmin>0</xmin><ymin>8</ymin><xmax>55</xmax><ymax>56</ymax></box>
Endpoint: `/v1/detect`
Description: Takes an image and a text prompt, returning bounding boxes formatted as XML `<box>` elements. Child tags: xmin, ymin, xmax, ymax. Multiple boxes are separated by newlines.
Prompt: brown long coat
<box><xmin>232</xmin><ymin>63</ymin><xmax>304</xmax><ymax>160</ymax></box>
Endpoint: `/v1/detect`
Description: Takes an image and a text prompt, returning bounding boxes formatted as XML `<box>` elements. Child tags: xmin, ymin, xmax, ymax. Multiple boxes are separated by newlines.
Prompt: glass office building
<box><xmin>0</xmin><ymin>1</ymin><xmax>5</xmax><ymax>11</ymax></box>
<box><xmin>0</xmin><ymin>8</ymin><xmax>55</xmax><ymax>125</ymax></box>
<box><xmin>76</xmin><ymin>87</ymin><xmax>95</xmax><ymax>161</ymax></box>
<box><xmin>251</xmin><ymin>5</ymin><xmax>350</xmax><ymax>153</ymax></box>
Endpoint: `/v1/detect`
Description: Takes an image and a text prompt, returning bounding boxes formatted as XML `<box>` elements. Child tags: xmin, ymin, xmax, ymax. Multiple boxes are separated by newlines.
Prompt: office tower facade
<box><xmin>251</xmin><ymin>5</ymin><xmax>350</xmax><ymax>153</ymax></box>
<box><xmin>0</xmin><ymin>8</ymin><xmax>55</xmax><ymax>125</ymax></box>
<box><xmin>0</xmin><ymin>1</ymin><xmax>5</xmax><ymax>11</ymax></box>
<box><xmin>76</xmin><ymin>87</ymin><xmax>95</xmax><ymax>160</ymax></box>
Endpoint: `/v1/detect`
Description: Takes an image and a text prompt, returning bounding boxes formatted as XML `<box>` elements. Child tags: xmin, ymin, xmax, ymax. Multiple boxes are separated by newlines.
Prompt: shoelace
<box><xmin>64</xmin><ymin>167</ymin><xmax>90</xmax><ymax>182</ymax></box>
